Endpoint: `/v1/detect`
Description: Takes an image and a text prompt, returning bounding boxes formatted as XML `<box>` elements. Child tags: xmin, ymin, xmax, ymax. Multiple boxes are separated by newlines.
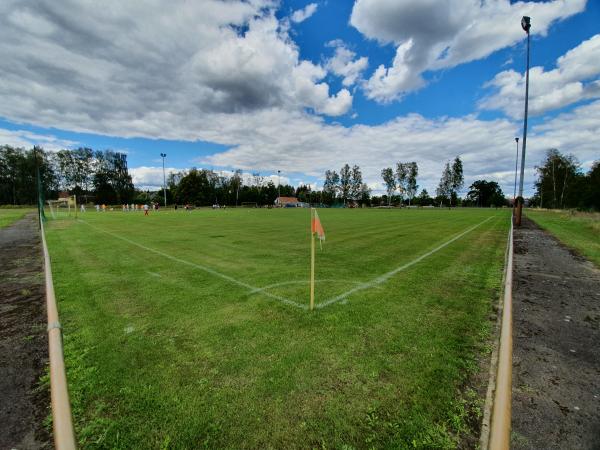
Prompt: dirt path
<box><xmin>511</xmin><ymin>218</ymin><xmax>600</xmax><ymax>449</ymax></box>
<box><xmin>0</xmin><ymin>214</ymin><xmax>51</xmax><ymax>449</ymax></box>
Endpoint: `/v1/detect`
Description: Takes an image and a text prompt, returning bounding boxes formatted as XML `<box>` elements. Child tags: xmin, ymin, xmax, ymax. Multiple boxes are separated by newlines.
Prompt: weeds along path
<box><xmin>0</xmin><ymin>214</ymin><xmax>51</xmax><ymax>449</ymax></box>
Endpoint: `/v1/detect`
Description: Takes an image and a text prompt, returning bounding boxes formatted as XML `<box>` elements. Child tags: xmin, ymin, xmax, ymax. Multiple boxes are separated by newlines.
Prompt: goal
<box><xmin>48</xmin><ymin>195</ymin><xmax>77</xmax><ymax>219</ymax></box>
<box><xmin>241</xmin><ymin>202</ymin><xmax>258</xmax><ymax>208</ymax></box>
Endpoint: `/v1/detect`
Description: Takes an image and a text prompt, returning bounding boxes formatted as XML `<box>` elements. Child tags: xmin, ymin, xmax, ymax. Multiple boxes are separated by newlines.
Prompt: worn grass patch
<box><xmin>525</xmin><ymin>209</ymin><xmax>600</xmax><ymax>267</ymax></box>
<box><xmin>46</xmin><ymin>208</ymin><xmax>509</xmax><ymax>449</ymax></box>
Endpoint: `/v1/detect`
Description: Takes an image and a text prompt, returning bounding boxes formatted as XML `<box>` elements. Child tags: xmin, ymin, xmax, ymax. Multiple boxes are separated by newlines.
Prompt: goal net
<box><xmin>48</xmin><ymin>195</ymin><xmax>77</xmax><ymax>219</ymax></box>
<box><xmin>241</xmin><ymin>202</ymin><xmax>258</xmax><ymax>208</ymax></box>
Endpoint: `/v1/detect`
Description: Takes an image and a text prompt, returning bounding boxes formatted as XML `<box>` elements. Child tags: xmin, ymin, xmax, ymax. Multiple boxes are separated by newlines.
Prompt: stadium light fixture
<box><xmin>160</xmin><ymin>153</ymin><xmax>167</xmax><ymax>207</ymax></box>
<box><xmin>516</xmin><ymin>16</ymin><xmax>531</xmax><ymax>226</ymax></box>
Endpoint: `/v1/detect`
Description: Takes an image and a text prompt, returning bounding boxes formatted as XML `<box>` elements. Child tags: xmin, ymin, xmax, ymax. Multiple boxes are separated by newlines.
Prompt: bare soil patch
<box><xmin>0</xmin><ymin>214</ymin><xmax>51</xmax><ymax>449</ymax></box>
<box><xmin>512</xmin><ymin>217</ymin><xmax>600</xmax><ymax>449</ymax></box>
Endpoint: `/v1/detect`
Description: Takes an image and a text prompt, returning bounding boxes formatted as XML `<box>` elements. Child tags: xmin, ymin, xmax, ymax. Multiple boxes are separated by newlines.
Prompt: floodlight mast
<box><xmin>516</xmin><ymin>16</ymin><xmax>531</xmax><ymax>226</ymax></box>
<box><xmin>513</xmin><ymin>137</ymin><xmax>519</xmax><ymax>204</ymax></box>
<box><xmin>160</xmin><ymin>153</ymin><xmax>167</xmax><ymax>207</ymax></box>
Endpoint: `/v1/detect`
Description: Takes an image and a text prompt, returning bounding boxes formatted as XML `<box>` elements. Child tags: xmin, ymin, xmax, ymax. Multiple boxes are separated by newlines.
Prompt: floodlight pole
<box><xmin>513</xmin><ymin>137</ymin><xmax>519</xmax><ymax>204</ymax></box>
<box><xmin>516</xmin><ymin>16</ymin><xmax>531</xmax><ymax>226</ymax></box>
<box><xmin>277</xmin><ymin>170</ymin><xmax>281</xmax><ymax>207</ymax></box>
<box><xmin>160</xmin><ymin>153</ymin><xmax>167</xmax><ymax>207</ymax></box>
<box><xmin>34</xmin><ymin>146</ymin><xmax>42</xmax><ymax>229</ymax></box>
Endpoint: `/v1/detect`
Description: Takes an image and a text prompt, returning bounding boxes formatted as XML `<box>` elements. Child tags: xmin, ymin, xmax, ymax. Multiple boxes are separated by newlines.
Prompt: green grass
<box><xmin>46</xmin><ymin>208</ymin><xmax>510</xmax><ymax>449</ymax></box>
<box><xmin>0</xmin><ymin>208</ymin><xmax>32</xmax><ymax>228</ymax></box>
<box><xmin>525</xmin><ymin>209</ymin><xmax>600</xmax><ymax>267</ymax></box>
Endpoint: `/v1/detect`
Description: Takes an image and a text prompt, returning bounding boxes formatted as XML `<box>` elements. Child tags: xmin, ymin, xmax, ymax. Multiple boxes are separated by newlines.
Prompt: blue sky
<box><xmin>0</xmin><ymin>0</ymin><xmax>599</xmax><ymax>196</ymax></box>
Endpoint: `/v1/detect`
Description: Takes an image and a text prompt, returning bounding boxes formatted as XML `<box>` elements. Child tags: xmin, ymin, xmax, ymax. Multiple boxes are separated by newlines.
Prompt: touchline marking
<box><xmin>79</xmin><ymin>220</ymin><xmax>307</xmax><ymax>310</ymax></box>
<box><xmin>316</xmin><ymin>216</ymin><xmax>497</xmax><ymax>309</ymax></box>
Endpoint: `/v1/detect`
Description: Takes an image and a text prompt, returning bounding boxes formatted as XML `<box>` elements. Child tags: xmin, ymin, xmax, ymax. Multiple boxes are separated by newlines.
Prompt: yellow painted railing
<box><xmin>40</xmin><ymin>216</ymin><xmax>77</xmax><ymax>449</ymax></box>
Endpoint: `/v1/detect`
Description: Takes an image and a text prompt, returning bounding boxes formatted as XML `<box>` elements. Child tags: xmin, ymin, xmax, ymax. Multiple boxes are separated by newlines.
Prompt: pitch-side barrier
<box><xmin>482</xmin><ymin>217</ymin><xmax>514</xmax><ymax>449</ymax></box>
<box><xmin>40</xmin><ymin>216</ymin><xmax>77</xmax><ymax>449</ymax></box>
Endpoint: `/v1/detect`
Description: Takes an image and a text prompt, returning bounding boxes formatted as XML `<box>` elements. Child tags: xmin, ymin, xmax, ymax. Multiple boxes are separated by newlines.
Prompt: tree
<box><xmin>230</xmin><ymin>169</ymin><xmax>242</xmax><ymax>206</ymax></box>
<box><xmin>406</xmin><ymin>162</ymin><xmax>418</xmax><ymax>205</ymax></box>
<box><xmin>359</xmin><ymin>183</ymin><xmax>371</xmax><ymax>206</ymax></box>
<box><xmin>436</xmin><ymin>162</ymin><xmax>452</xmax><ymax>207</ymax></box>
<box><xmin>349</xmin><ymin>165</ymin><xmax>364</xmax><ymax>202</ymax></box>
<box><xmin>534</xmin><ymin>149</ymin><xmax>580</xmax><ymax>209</ymax></box>
<box><xmin>416</xmin><ymin>189</ymin><xmax>432</xmax><ymax>206</ymax></box>
<box><xmin>450</xmin><ymin>156</ymin><xmax>464</xmax><ymax>206</ymax></box>
<box><xmin>466</xmin><ymin>180</ymin><xmax>506</xmax><ymax>207</ymax></box>
<box><xmin>582</xmin><ymin>161</ymin><xmax>600</xmax><ymax>210</ymax></box>
<box><xmin>381</xmin><ymin>167</ymin><xmax>396</xmax><ymax>207</ymax></box>
<box><xmin>396</xmin><ymin>162</ymin><xmax>408</xmax><ymax>203</ymax></box>
<box><xmin>323</xmin><ymin>170</ymin><xmax>339</xmax><ymax>205</ymax></box>
<box><xmin>339</xmin><ymin>164</ymin><xmax>352</xmax><ymax>205</ymax></box>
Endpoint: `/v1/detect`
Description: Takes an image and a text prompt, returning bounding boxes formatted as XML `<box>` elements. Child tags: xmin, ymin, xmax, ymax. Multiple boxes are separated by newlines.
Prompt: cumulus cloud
<box><xmin>5</xmin><ymin>98</ymin><xmax>598</xmax><ymax>197</ymax></box>
<box><xmin>325</xmin><ymin>40</ymin><xmax>369</xmax><ymax>87</ymax></box>
<box><xmin>0</xmin><ymin>0</ymin><xmax>351</xmax><ymax>137</ymax></box>
<box><xmin>350</xmin><ymin>0</ymin><xmax>586</xmax><ymax>102</ymax></box>
<box><xmin>291</xmin><ymin>3</ymin><xmax>318</xmax><ymax>23</ymax></box>
<box><xmin>197</xmin><ymin>98</ymin><xmax>600</xmax><ymax>197</ymax></box>
<box><xmin>480</xmin><ymin>34</ymin><xmax>600</xmax><ymax>118</ymax></box>
<box><xmin>0</xmin><ymin>128</ymin><xmax>77</xmax><ymax>152</ymax></box>
<box><xmin>130</xmin><ymin>166</ymin><xmax>289</xmax><ymax>190</ymax></box>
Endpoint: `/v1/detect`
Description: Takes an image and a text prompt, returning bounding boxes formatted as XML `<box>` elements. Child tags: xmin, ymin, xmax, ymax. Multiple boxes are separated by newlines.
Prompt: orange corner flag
<box><xmin>311</xmin><ymin>209</ymin><xmax>325</xmax><ymax>243</ymax></box>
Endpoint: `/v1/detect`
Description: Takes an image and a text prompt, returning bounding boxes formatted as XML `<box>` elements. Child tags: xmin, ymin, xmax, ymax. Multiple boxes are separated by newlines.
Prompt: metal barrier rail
<box><xmin>488</xmin><ymin>218</ymin><xmax>514</xmax><ymax>449</ymax></box>
<box><xmin>40</xmin><ymin>216</ymin><xmax>77</xmax><ymax>449</ymax></box>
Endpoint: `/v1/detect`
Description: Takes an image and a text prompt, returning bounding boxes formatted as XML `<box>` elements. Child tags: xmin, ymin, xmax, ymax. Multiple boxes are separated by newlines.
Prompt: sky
<box><xmin>0</xmin><ymin>0</ymin><xmax>599</xmax><ymax>196</ymax></box>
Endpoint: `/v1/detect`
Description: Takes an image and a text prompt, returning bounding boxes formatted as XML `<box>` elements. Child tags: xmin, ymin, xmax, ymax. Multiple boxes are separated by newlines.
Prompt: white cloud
<box><xmin>0</xmin><ymin>0</ymin><xmax>351</xmax><ymax>135</ymax></box>
<box><xmin>5</xmin><ymin>98</ymin><xmax>599</xmax><ymax>198</ymax></box>
<box><xmin>325</xmin><ymin>40</ymin><xmax>369</xmax><ymax>87</ymax></box>
<box><xmin>196</xmin><ymin>98</ymin><xmax>600</xmax><ymax>198</ymax></box>
<box><xmin>480</xmin><ymin>34</ymin><xmax>600</xmax><ymax>118</ymax></box>
<box><xmin>350</xmin><ymin>0</ymin><xmax>586</xmax><ymax>102</ymax></box>
<box><xmin>130</xmin><ymin>166</ymin><xmax>290</xmax><ymax>190</ymax></box>
<box><xmin>291</xmin><ymin>3</ymin><xmax>318</xmax><ymax>23</ymax></box>
<box><xmin>0</xmin><ymin>128</ymin><xmax>77</xmax><ymax>152</ymax></box>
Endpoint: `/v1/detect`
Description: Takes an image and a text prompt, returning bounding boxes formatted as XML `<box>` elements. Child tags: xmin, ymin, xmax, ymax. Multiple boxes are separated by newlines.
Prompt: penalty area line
<box><xmin>317</xmin><ymin>216</ymin><xmax>497</xmax><ymax>309</ymax></box>
<box><xmin>78</xmin><ymin>220</ymin><xmax>307</xmax><ymax>310</ymax></box>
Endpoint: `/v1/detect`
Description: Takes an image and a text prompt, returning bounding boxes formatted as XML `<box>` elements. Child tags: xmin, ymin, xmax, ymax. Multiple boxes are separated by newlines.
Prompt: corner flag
<box><xmin>311</xmin><ymin>209</ymin><xmax>325</xmax><ymax>247</ymax></box>
<box><xmin>310</xmin><ymin>208</ymin><xmax>325</xmax><ymax>311</ymax></box>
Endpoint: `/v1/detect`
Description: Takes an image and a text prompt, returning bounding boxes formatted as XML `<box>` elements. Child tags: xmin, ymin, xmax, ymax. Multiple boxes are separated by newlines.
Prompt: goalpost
<box><xmin>48</xmin><ymin>195</ymin><xmax>77</xmax><ymax>219</ymax></box>
<box><xmin>241</xmin><ymin>202</ymin><xmax>258</xmax><ymax>208</ymax></box>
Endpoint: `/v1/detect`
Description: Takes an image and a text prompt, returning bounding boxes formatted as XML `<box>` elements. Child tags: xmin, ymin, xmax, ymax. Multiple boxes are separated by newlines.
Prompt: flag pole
<box><xmin>310</xmin><ymin>208</ymin><xmax>315</xmax><ymax>311</ymax></box>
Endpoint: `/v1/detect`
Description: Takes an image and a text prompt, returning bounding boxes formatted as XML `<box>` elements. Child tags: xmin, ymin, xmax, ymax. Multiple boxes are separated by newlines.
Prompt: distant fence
<box><xmin>40</xmin><ymin>215</ymin><xmax>77</xmax><ymax>449</ymax></box>
<box><xmin>484</xmin><ymin>218</ymin><xmax>514</xmax><ymax>449</ymax></box>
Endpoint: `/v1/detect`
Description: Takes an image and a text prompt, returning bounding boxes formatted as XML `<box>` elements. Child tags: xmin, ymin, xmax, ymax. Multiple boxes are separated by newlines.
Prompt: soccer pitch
<box><xmin>45</xmin><ymin>208</ymin><xmax>510</xmax><ymax>449</ymax></box>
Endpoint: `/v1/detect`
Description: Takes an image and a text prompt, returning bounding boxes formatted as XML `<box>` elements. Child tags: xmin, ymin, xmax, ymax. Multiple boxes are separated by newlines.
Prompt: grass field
<box><xmin>525</xmin><ymin>209</ymin><xmax>600</xmax><ymax>267</ymax></box>
<box><xmin>0</xmin><ymin>208</ymin><xmax>32</xmax><ymax>228</ymax></box>
<box><xmin>45</xmin><ymin>208</ymin><xmax>510</xmax><ymax>449</ymax></box>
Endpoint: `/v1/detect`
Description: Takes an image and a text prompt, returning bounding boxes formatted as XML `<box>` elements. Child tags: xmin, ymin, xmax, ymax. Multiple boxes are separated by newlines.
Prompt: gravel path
<box><xmin>511</xmin><ymin>217</ymin><xmax>600</xmax><ymax>449</ymax></box>
<box><xmin>0</xmin><ymin>214</ymin><xmax>51</xmax><ymax>449</ymax></box>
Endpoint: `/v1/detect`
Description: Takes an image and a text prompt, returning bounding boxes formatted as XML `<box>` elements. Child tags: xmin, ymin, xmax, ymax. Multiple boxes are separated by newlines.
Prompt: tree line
<box><xmin>0</xmin><ymin>146</ymin><xmax>134</xmax><ymax>205</ymax></box>
<box><xmin>530</xmin><ymin>149</ymin><xmax>599</xmax><ymax>210</ymax></box>
<box><xmin>1</xmin><ymin>144</ymin><xmax>597</xmax><ymax>210</ymax></box>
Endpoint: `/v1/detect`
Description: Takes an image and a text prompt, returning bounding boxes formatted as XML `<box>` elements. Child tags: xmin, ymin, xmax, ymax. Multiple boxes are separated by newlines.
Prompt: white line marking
<box><xmin>316</xmin><ymin>216</ymin><xmax>496</xmax><ymax>309</ymax></box>
<box><xmin>79</xmin><ymin>220</ymin><xmax>307</xmax><ymax>310</ymax></box>
<box><xmin>247</xmin><ymin>279</ymin><xmax>362</xmax><ymax>296</ymax></box>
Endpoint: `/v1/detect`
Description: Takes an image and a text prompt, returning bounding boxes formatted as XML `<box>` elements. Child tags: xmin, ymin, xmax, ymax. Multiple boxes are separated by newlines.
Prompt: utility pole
<box><xmin>516</xmin><ymin>16</ymin><xmax>531</xmax><ymax>226</ymax></box>
<box><xmin>160</xmin><ymin>153</ymin><xmax>167</xmax><ymax>207</ymax></box>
